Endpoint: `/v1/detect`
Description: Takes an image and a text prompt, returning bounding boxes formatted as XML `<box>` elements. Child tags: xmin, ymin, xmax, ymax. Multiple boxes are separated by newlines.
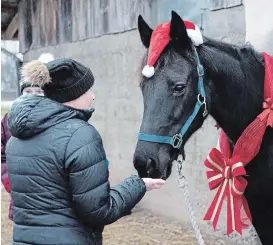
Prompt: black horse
<box><xmin>133</xmin><ymin>11</ymin><xmax>273</xmax><ymax>244</ymax></box>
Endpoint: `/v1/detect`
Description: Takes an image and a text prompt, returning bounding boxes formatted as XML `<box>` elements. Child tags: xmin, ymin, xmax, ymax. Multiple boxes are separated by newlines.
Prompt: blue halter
<box><xmin>138</xmin><ymin>48</ymin><xmax>207</xmax><ymax>149</ymax></box>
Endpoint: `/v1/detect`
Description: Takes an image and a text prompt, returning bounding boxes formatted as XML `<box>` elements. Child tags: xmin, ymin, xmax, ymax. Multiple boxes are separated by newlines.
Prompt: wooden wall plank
<box><xmin>19</xmin><ymin>0</ymin><xmax>152</xmax><ymax>52</ymax></box>
<box><xmin>72</xmin><ymin>0</ymin><xmax>79</xmax><ymax>42</ymax></box>
<box><xmin>35</xmin><ymin>0</ymin><xmax>43</xmax><ymax>48</ymax></box>
<box><xmin>86</xmin><ymin>0</ymin><xmax>93</xmax><ymax>38</ymax></box>
<box><xmin>78</xmin><ymin>0</ymin><xmax>88</xmax><ymax>40</ymax></box>
<box><xmin>44</xmin><ymin>0</ymin><xmax>58</xmax><ymax>46</ymax></box>
<box><xmin>3</xmin><ymin>12</ymin><xmax>19</xmax><ymax>40</ymax></box>
<box><xmin>58</xmin><ymin>0</ymin><xmax>72</xmax><ymax>44</ymax></box>
<box><xmin>18</xmin><ymin>0</ymin><xmax>33</xmax><ymax>53</ymax></box>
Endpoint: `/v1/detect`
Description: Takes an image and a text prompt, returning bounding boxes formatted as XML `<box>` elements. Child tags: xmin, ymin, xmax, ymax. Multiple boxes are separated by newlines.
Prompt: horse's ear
<box><xmin>170</xmin><ymin>11</ymin><xmax>191</xmax><ymax>49</ymax></box>
<box><xmin>138</xmin><ymin>15</ymin><xmax>153</xmax><ymax>48</ymax></box>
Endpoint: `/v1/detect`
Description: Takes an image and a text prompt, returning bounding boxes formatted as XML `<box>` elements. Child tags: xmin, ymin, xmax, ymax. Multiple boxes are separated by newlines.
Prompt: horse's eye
<box><xmin>173</xmin><ymin>84</ymin><xmax>185</xmax><ymax>93</ymax></box>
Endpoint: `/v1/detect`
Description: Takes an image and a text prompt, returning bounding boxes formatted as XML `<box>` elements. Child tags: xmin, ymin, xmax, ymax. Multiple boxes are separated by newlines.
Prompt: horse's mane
<box><xmin>200</xmin><ymin>38</ymin><xmax>265</xmax><ymax>142</ymax></box>
<box><xmin>201</xmin><ymin>38</ymin><xmax>264</xmax><ymax>70</ymax></box>
<box><xmin>200</xmin><ymin>38</ymin><xmax>264</xmax><ymax>95</ymax></box>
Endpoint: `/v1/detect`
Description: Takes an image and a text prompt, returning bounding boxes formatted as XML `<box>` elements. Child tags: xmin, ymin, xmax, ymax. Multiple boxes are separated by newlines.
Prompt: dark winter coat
<box><xmin>6</xmin><ymin>95</ymin><xmax>146</xmax><ymax>245</ymax></box>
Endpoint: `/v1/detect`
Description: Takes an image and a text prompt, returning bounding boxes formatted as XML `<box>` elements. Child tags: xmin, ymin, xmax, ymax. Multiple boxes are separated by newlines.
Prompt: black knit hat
<box><xmin>21</xmin><ymin>58</ymin><xmax>94</xmax><ymax>103</ymax></box>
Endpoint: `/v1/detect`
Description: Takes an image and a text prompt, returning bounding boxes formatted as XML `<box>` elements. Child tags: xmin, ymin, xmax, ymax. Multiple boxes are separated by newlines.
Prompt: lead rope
<box><xmin>175</xmin><ymin>154</ymin><xmax>206</xmax><ymax>245</ymax></box>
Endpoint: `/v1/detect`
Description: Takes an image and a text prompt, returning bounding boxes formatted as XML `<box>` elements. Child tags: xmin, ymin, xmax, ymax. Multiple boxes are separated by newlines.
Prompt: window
<box><xmin>210</xmin><ymin>0</ymin><xmax>243</xmax><ymax>11</ymax></box>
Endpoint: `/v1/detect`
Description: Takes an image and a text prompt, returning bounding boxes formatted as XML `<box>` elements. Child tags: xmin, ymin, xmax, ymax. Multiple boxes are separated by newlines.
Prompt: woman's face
<box><xmin>78</xmin><ymin>89</ymin><xmax>96</xmax><ymax>109</ymax></box>
<box><xmin>23</xmin><ymin>87</ymin><xmax>44</xmax><ymax>96</ymax></box>
<box><xmin>84</xmin><ymin>89</ymin><xmax>96</xmax><ymax>108</ymax></box>
<box><xmin>64</xmin><ymin>89</ymin><xmax>96</xmax><ymax>110</ymax></box>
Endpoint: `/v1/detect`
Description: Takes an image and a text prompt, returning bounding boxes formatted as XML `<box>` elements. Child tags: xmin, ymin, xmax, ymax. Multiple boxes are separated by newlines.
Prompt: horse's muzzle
<box><xmin>133</xmin><ymin>155</ymin><xmax>155</xmax><ymax>178</ymax></box>
<box><xmin>133</xmin><ymin>154</ymin><xmax>172</xmax><ymax>179</ymax></box>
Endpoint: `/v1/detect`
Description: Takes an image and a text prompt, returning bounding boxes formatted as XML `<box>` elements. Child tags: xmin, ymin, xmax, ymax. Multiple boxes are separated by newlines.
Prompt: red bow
<box><xmin>203</xmin><ymin>148</ymin><xmax>251</xmax><ymax>235</ymax></box>
<box><xmin>258</xmin><ymin>98</ymin><xmax>273</xmax><ymax>127</ymax></box>
<box><xmin>204</xmin><ymin>53</ymin><xmax>273</xmax><ymax>235</ymax></box>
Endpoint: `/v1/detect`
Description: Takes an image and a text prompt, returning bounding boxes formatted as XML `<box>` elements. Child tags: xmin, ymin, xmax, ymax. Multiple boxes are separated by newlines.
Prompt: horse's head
<box><xmin>134</xmin><ymin>11</ymin><xmax>208</xmax><ymax>179</ymax></box>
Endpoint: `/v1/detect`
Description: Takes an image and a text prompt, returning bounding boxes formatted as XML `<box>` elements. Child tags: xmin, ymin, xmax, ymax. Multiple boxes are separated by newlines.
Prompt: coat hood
<box><xmin>8</xmin><ymin>95</ymin><xmax>94</xmax><ymax>139</ymax></box>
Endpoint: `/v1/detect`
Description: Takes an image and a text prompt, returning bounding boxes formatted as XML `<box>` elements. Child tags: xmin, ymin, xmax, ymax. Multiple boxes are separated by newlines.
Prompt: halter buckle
<box><xmin>197</xmin><ymin>94</ymin><xmax>208</xmax><ymax>117</ymax></box>
<box><xmin>172</xmin><ymin>134</ymin><xmax>183</xmax><ymax>149</ymax></box>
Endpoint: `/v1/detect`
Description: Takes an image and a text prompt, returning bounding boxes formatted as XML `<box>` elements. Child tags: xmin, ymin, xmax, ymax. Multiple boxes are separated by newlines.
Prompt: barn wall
<box><xmin>1</xmin><ymin>47</ymin><xmax>21</xmax><ymax>101</ymax></box>
<box><xmin>244</xmin><ymin>0</ymin><xmax>273</xmax><ymax>54</ymax></box>
<box><xmin>18</xmin><ymin>0</ymin><xmax>154</xmax><ymax>53</ymax></box>
<box><xmin>19</xmin><ymin>0</ymin><xmax>248</xmax><ymax>53</ymax></box>
<box><xmin>23</xmin><ymin>0</ymin><xmax>260</xmax><ymax>244</ymax></box>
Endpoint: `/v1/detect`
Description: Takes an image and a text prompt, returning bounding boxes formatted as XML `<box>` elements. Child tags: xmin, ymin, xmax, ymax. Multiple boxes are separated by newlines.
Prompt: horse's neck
<box><xmin>198</xmin><ymin>41</ymin><xmax>265</xmax><ymax>143</ymax></box>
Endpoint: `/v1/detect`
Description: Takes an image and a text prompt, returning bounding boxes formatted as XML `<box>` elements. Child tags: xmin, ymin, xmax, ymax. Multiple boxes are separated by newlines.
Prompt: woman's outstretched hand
<box><xmin>142</xmin><ymin>178</ymin><xmax>165</xmax><ymax>191</ymax></box>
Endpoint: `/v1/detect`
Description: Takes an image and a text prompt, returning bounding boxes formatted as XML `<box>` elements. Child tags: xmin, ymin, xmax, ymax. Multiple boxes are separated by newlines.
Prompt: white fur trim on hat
<box><xmin>142</xmin><ymin>65</ymin><xmax>155</xmax><ymax>78</ymax></box>
<box><xmin>38</xmin><ymin>53</ymin><xmax>55</xmax><ymax>63</ymax></box>
<box><xmin>186</xmin><ymin>26</ymin><xmax>203</xmax><ymax>46</ymax></box>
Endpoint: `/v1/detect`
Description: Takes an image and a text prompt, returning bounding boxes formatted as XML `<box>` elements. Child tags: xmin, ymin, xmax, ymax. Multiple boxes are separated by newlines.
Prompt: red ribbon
<box><xmin>203</xmin><ymin>149</ymin><xmax>251</xmax><ymax>235</ymax></box>
<box><xmin>258</xmin><ymin>98</ymin><xmax>273</xmax><ymax>127</ymax></box>
<box><xmin>204</xmin><ymin>52</ymin><xmax>273</xmax><ymax>235</ymax></box>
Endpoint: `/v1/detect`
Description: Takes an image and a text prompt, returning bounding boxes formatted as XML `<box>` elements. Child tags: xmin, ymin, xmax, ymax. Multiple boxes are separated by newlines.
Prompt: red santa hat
<box><xmin>142</xmin><ymin>21</ymin><xmax>203</xmax><ymax>78</ymax></box>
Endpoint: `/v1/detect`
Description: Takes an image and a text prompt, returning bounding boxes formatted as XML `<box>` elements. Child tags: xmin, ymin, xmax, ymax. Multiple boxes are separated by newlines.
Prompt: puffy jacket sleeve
<box><xmin>65</xmin><ymin>124</ymin><xmax>146</xmax><ymax>226</ymax></box>
<box><xmin>1</xmin><ymin>113</ymin><xmax>11</xmax><ymax>193</ymax></box>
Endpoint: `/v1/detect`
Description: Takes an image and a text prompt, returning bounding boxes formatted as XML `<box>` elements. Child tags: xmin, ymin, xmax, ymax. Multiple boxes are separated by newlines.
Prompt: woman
<box><xmin>6</xmin><ymin>57</ymin><xmax>165</xmax><ymax>245</ymax></box>
<box><xmin>1</xmin><ymin>85</ymin><xmax>44</xmax><ymax>221</ymax></box>
<box><xmin>1</xmin><ymin>53</ymin><xmax>53</xmax><ymax>221</ymax></box>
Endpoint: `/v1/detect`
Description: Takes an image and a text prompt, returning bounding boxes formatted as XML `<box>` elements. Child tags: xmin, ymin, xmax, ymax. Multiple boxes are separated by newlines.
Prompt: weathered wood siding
<box><xmin>19</xmin><ymin>0</ymin><xmax>153</xmax><ymax>53</ymax></box>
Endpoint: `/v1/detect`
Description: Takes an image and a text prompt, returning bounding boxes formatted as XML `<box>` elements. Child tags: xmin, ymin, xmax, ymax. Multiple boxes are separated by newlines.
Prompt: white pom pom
<box><xmin>38</xmin><ymin>53</ymin><xmax>55</xmax><ymax>63</ymax></box>
<box><xmin>142</xmin><ymin>65</ymin><xmax>155</xmax><ymax>78</ymax></box>
<box><xmin>187</xmin><ymin>27</ymin><xmax>203</xmax><ymax>46</ymax></box>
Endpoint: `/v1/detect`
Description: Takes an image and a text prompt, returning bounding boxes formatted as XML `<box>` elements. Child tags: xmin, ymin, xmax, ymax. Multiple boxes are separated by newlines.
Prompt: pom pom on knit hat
<box><xmin>21</xmin><ymin>53</ymin><xmax>55</xmax><ymax>87</ymax></box>
<box><xmin>142</xmin><ymin>20</ymin><xmax>203</xmax><ymax>78</ymax></box>
<box><xmin>20</xmin><ymin>53</ymin><xmax>55</xmax><ymax>93</ymax></box>
<box><xmin>21</xmin><ymin>55</ymin><xmax>94</xmax><ymax>103</ymax></box>
<box><xmin>21</xmin><ymin>60</ymin><xmax>51</xmax><ymax>87</ymax></box>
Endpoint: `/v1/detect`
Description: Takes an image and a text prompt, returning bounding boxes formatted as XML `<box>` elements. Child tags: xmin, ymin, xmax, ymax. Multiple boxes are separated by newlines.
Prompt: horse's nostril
<box><xmin>146</xmin><ymin>158</ymin><xmax>157</xmax><ymax>173</ymax></box>
<box><xmin>133</xmin><ymin>155</ymin><xmax>149</xmax><ymax>177</ymax></box>
<box><xmin>146</xmin><ymin>158</ymin><xmax>152</xmax><ymax>174</ymax></box>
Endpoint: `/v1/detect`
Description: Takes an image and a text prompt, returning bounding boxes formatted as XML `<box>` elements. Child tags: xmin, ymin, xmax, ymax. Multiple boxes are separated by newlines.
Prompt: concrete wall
<box><xmin>22</xmin><ymin>2</ymin><xmax>262</xmax><ymax>245</ymax></box>
<box><xmin>244</xmin><ymin>0</ymin><xmax>273</xmax><ymax>54</ymax></box>
<box><xmin>149</xmin><ymin>0</ymin><xmax>207</xmax><ymax>27</ymax></box>
<box><xmin>204</xmin><ymin>5</ymin><xmax>245</xmax><ymax>44</ymax></box>
<box><xmin>1</xmin><ymin>40</ymin><xmax>19</xmax><ymax>55</ymax></box>
<box><xmin>1</xmin><ymin>40</ymin><xmax>23</xmax><ymax>102</ymax></box>
<box><xmin>1</xmin><ymin>48</ymin><xmax>21</xmax><ymax>101</ymax></box>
